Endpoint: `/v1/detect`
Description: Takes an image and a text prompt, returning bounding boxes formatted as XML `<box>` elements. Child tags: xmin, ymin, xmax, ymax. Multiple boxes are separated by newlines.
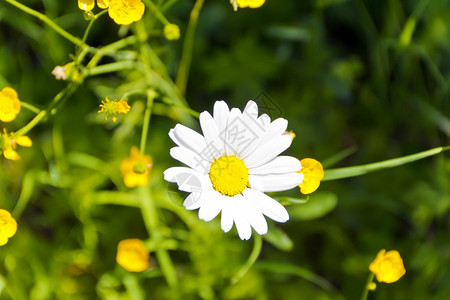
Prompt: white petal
<box><xmin>213</xmin><ymin>100</ymin><xmax>230</xmax><ymax>134</ymax></box>
<box><xmin>249</xmin><ymin>156</ymin><xmax>302</xmax><ymax>175</ymax></box>
<box><xmin>244</xmin><ymin>189</ymin><xmax>289</xmax><ymax>223</ymax></box>
<box><xmin>220</xmin><ymin>200</ymin><xmax>235</xmax><ymax>233</ymax></box>
<box><xmin>244</xmin><ymin>135</ymin><xmax>292</xmax><ymax>169</ymax></box>
<box><xmin>240</xmin><ymin>118</ymin><xmax>288</xmax><ymax>159</ymax></box>
<box><xmin>243</xmin><ymin>100</ymin><xmax>258</xmax><ymax>120</ymax></box>
<box><xmin>199</xmin><ymin>111</ymin><xmax>225</xmax><ymax>159</ymax></box>
<box><xmin>170</xmin><ymin>124</ymin><xmax>210</xmax><ymax>160</ymax></box>
<box><xmin>248</xmin><ymin>173</ymin><xmax>303</xmax><ymax>192</ymax></box>
<box><xmin>243</xmin><ymin>198</ymin><xmax>268</xmax><ymax>235</ymax></box>
<box><xmin>224</xmin><ymin>108</ymin><xmax>243</xmax><ymax>156</ymax></box>
<box><xmin>234</xmin><ymin>208</ymin><xmax>252</xmax><ymax>240</ymax></box>
<box><xmin>164</xmin><ymin>167</ymin><xmax>206</xmax><ymax>194</ymax></box>
<box><xmin>183</xmin><ymin>193</ymin><xmax>203</xmax><ymax>210</ymax></box>
<box><xmin>170</xmin><ymin>147</ymin><xmax>210</xmax><ymax>173</ymax></box>
<box><xmin>258</xmin><ymin>113</ymin><xmax>271</xmax><ymax>128</ymax></box>
<box><xmin>198</xmin><ymin>193</ymin><xmax>223</xmax><ymax>222</ymax></box>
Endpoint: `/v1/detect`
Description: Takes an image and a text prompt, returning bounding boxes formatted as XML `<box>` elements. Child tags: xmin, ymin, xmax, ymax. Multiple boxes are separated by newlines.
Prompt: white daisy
<box><xmin>164</xmin><ymin>100</ymin><xmax>303</xmax><ymax>240</ymax></box>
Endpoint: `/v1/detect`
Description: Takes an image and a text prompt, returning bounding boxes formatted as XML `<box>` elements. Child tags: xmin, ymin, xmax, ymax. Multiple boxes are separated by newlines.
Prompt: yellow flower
<box><xmin>369</xmin><ymin>249</ymin><xmax>406</xmax><ymax>283</ymax></box>
<box><xmin>0</xmin><ymin>209</ymin><xmax>17</xmax><ymax>246</ymax></box>
<box><xmin>230</xmin><ymin>0</ymin><xmax>265</xmax><ymax>10</ymax></box>
<box><xmin>0</xmin><ymin>87</ymin><xmax>21</xmax><ymax>122</ymax></box>
<box><xmin>0</xmin><ymin>129</ymin><xmax>32</xmax><ymax>161</ymax></box>
<box><xmin>108</xmin><ymin>0</ymin><xmax>145</xmax><ymax>25</ymax></box>
<box><xmin>78</xmin><ymin>0</ymin><xmax>95</xmax><ymax>11</ymax></box>
<box><xmin>98</xmin><ymin>97</ymin><xmax>131</xmax><ymax>123</ymax></box>
<box><xmin>298</xmin><ymin>158</ymin><xmax>324</xmax><ymax>194</ymax></box>
<box><xmin>116</xmin><ymin>239</ymin><xmax>149</xmax><ymax>272</ymax></box>
<box><xmin>120</xmin><ymin>146</ymin><xmax>153</xmax><ymax>188</ymax></box>
<box><xmin>164</xmin><ymin>24</ymin><xmax>181</xmax><ymax>40</ymax></box>
<box><xmin>97</xmin><ymin>0</ymin><xmax>110</xmax><ymax>9</ymax></box>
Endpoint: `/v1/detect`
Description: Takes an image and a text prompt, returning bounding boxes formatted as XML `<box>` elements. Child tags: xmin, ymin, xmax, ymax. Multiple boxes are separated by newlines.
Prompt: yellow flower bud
<box><xmin>78</xmin><ymin>0</ymin><xmax>95</xmax><ymax>11</ymax></box>
<box><xmin>116</xmin><ymin>239</ymin><xmax>149</xmax><ymax>272</ymax></box>
<box><xmin>164</xmin><ymin>24</ymin><xmax>181</xmax><ymax>40</ymax></box>
<box><xmin>0</xmin><ymin>87</ymin><xmax>21</xmax><ymax>122</ymax></box>
<box><xmin>0</xmin><ymin>209</ymin><xmax>17</xmax><ymax>246</ymax></box>
<box><xmin>369</xmin><ymin>249</ymin><xmax>406</xmax><ymax>283</ymax></box>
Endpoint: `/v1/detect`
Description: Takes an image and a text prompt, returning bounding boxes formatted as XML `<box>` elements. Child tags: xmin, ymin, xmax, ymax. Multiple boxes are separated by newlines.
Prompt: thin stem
<box><xmin>231</xmin><ymin>234</ymin><xmax>263</xmax><ymax>285</ymax></box>
<box><xmin>143</xmin><ymin>0</ymin><xmax>170</xmax><ymax>24</ymax></box>
<box><xmin>14</xmin><ymin>84</ymin><xmax>78</xmax><ymax>137</ymax></box>
<box><xmin>88</xmin><ymin>61</ymin><xmax>138</xmax><ymax>76</ymax></box>
<box><xmin>140</xmin><ymin>91</ymin><xmax>156</xmax><ymax>154</ymax></box>
<box><xmin>4</xmin><ymin>0</ymin><xmax>84</xmax><ymax>47</ymax></box>
<box><xmin>323</xmin><ymin>146</ymin><xmax>450</xmax><ymax>181</ymax></box>
<box><xmin>20</xmin><ymin>102</ymin><xmax>41</xmax><ymax>114</ymax></box>
<box><xmin>360</xmin><ymin>272</ymin><xmax>375</xmax><ymax>300</ymax></box>
<box><xmin>139</xmin><ymin>187</ymin><xmax>178</xmax><ymax>288</ymax></box>
<box><xmin>175</xmin><ymin>0</ymin><xmax>204</xmax><ymax>97</ymax></box>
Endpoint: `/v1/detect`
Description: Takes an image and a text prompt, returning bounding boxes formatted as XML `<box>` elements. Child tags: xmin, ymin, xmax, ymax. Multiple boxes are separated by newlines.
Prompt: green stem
<box><xmin>140</xmin><ymin>91</ymin><xmax>156</xmax><ymax>154</ymax></box>
<box><xmin>88</xmin><ymin>61</ymin><xmax>138</xmax><ymax>76</ymax></box>
<box><xmin>86</xmin><ymin>36</ymin><xmax>138</xmax><ymax>70</ymax></box>
<box><xmin>360</xmin><ymin>272</ymin><xmax>375</xmax><ymax>300</ymax></box>
<box><xmin>4</xmin><ymin>0</ymin><xmax>84</xmax><ymax>47</ymax></box>
<box><xmin>139</xmin><ymin>187</ymin><xmax>178</xmax><ymax>288</ymax></box>
<box><xmin>323</xmin><ymin>146</ymin><xmax>450</xmax><ymax>181</ymax></box>
<box><xmin>123</xmin><ymin>274</ymin><xmax>145</xmax><ymax>300</ymax></box>
<box><xmin>231</xmin><ymin>234</ymin><xmax>263</xmax><ymax>285</ymax></box>
<box><xmin>175</xmin><ymin>0</ymin><xmax>204</xmax><ymax>97</ymax></box>
<box><xmin>143</xmin><ymin>0</ymin><xmax>170</xmax><ymax>24</ymax></box>
<box><xmin>20</xmin><ymin>102</ymin><xmax>41</xmax><ymax>114</ymax></box>
<box><xmin>14</xmin><ymin>84</ymin><xmax>78</xmax><ymax>137</ymax></box>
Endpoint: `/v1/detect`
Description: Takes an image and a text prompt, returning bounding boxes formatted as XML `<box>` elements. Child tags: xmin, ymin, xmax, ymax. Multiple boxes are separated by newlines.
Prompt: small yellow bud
<box><xmin>164</xmin><ymin>24</ymin><xmax>181</xmax><ymax>41</ymax></box>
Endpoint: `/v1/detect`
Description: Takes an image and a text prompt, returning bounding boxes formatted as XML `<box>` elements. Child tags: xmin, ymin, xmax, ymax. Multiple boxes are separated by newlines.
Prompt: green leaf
<box><xmin>288</xmin><ymin>191</ymin><xmax>338</xmax><ymax>221</ymax></box>
<box><xmin>263</xmin><ymin>226</ymin><xmax>294</xmax><ymax>252</ymax></box>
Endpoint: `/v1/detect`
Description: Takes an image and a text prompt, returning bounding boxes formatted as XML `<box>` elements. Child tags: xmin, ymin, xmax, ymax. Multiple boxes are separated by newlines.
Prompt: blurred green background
<box><xmin>0</xmin><ymin>0</ymin><xmax>449</xmax><ymax>299</ymax></box>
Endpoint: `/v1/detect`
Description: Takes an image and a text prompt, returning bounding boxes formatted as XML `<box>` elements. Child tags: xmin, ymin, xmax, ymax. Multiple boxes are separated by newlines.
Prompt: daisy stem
<box><xmin>175</xmin><ymin>0</ymin><xmax>205</xmax><ymax>97</ymax></box>
<box><xmin>140</xmin><ymin>90</ymin><xmax>156</xmax><ymax>155</ymax></box>
<box><xmin>4</xmin><ymin>0</ymin><xmax>85</xmax><ymax>48</ymax></box>
<box><xmin>231</xmin><ymin>234</ymin><xmax>263</xmax><ymax>285</ymax></box>
<box><xmin>139</xmin><ymin>187</ymin><xmax>178</xmax><ymax>288</ymax></box>
<box><xmin>360</xmin><ymin>272</ymin><xmax>375</xmax><ymax>300</ymax></box>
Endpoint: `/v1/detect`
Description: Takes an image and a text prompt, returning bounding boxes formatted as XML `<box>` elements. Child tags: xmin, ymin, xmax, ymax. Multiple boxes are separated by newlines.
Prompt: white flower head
<box><xmin>164</xmin><ymin>100</ymin><xmax>303</xmax><ymax>240</ymax></box>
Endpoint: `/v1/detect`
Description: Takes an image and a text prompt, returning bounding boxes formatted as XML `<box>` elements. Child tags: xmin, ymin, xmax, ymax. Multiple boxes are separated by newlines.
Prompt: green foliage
<box><xmin>0</xmin><ymin>0</ymin><xmax>449</xmax><ymax>299</ymax></box>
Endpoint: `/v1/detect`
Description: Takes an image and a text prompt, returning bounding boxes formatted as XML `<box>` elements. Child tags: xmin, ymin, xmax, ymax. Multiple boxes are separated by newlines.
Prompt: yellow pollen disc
<box><xmin>209</xmin><ymin>156</ymin><xmax>249</xmax><ymax>197</ymax></box>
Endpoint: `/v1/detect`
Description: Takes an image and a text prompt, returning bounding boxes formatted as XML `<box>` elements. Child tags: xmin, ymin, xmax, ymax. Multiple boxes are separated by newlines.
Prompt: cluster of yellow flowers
<box><xmin>78</xmin><ymin>0</ymin><xmax>145</xmax><ymax>25</ymax></box>
<box><xmin>0</xmin><ymin>87</ymin><xmax>32</xmax><ymax>161</ymax></box>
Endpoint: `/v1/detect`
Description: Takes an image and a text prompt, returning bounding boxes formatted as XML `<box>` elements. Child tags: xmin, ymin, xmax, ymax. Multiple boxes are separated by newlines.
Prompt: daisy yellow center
<box><xmin>209</xmin><ymin>156</ymin><xmax>249</xmax><ymax>197</ymax></box>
